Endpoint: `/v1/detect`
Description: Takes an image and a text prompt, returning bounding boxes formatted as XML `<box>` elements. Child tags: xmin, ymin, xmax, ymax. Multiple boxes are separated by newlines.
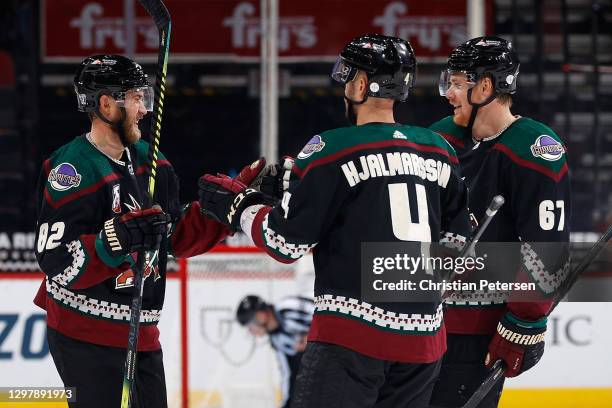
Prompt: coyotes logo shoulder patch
<box><xmin>297</xmin><ymin>135</ymin><xmax>326</xmax><ymax>159</ymax></box>
<box><xmin>48</xmin><ymin>163</ymin><xmax>82</xmax><ymax>191</ymax></box>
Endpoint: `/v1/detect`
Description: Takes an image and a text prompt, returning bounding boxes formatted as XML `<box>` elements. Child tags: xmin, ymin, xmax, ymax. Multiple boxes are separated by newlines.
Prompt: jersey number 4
<box><xmin>388</xmin><ymin>183</ymin><xmax>431</xmax><ymax>241</ymax></box>
<box><xmin>37</xmin><ymin>222</ymin><xmax>65</xmax><ymax>253</ymax></box>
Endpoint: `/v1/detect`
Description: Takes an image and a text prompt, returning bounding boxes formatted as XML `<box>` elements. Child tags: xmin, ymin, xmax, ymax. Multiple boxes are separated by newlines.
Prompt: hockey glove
<box><xmin>235</xmin><ymin>157</ymin><xmax>267</xmax><ymax>186</ymax></box>
<box><xmin>486</xmin><ymin>312</ymin><xmax>547</xmax><ymax>377</ymax></box>
<box><xmin>198</xmin><ymin>173</ymin><xmax>265</xmax><ymax>232</ymax></box>
<box><xmin>258</xmin><ymin>156</ymin><xmax>296</xmax><ymax>201</ymax></box>
<box><xmin>97</xmin><ymin>207</ymin><xmax>171</xmax><ymax>265</ymax></box>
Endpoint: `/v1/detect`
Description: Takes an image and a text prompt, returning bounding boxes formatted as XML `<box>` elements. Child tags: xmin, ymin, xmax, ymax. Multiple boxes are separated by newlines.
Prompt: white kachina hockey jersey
<box><xmin>34</xmin><ymin>135</ymin><xmax>228</xmax><ymax>351</ymax></box>
<box><xmin>430</xmin><ymin>116</ymin><xmax>571</xmax><ymax>334</ymax></box>
<box><xmin>244</xmin><ymin>123</ymin><xmax>471</xmax><ymax>363</ymax></box>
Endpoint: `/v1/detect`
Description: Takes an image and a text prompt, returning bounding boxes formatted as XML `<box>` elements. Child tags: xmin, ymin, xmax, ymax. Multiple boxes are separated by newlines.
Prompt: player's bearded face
<box><xmin>121</xmin><ymin>90</ymin><xmax>148</xmax><ymax>144</ymax></box>
<box><xmin>444</xmin><ymin>74</ymin><xmax>474</xmax><ymax>127</ymax></box>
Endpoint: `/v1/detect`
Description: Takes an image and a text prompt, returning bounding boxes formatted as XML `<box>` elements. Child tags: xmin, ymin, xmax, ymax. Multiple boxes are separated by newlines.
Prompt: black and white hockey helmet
<box><xmin>331</xmin><ymin>34</ymin><xmax>417</xmax><ymax>102</ymax></box>
<box><xmin>236</xmin><ymin>295</ymin><xmax>270</xmax><ymax>326</ymax></box>
<box><xmin>74</xmin><ymin>54</ymin><xmax>153</xmax><ymax>113</ymax></box>
<box><xmin>439</xmin><ymin>36</ymin><xmax>520</xmax><ymax>96</ymax></box>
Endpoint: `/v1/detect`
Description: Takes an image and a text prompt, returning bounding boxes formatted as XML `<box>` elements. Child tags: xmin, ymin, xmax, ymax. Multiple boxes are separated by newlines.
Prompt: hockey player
<box><xmin>236</xmin><ymin>295</ymin><xmax>314</xmax><ymax>408</ymax></box>
<box><xmin>33</xmin><ymin>55</ymin><xmax>264</xmax><ymax>408</ymax></box>
<box><xmin>198</xmin><ymin>34</ymin><xmax>471</xmax><ymax>408</ymax></box>
<box><xmin>429</xmin><ymin>37</ymin><xmax>571</xmax><ymax>407</ymax></box>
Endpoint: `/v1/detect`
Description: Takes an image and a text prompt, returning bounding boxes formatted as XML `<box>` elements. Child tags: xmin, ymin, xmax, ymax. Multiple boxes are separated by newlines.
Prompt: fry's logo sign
<box><xmin>69</xmin><ymin>2</ymin><xmax>158</xmax><ymax>50</ymax></box>
<box><xmin>373</xmin><ymin>2</ymin><xmax>465</xmax><ymax>52</ymax></box>
<box><xmin>221</xmin><ymin>1</ymin><xmax>465</xmax><ymax>53</ymax></box>
<box><xmin>222</xmin><ymin>2</ymin><xmax>317</xmax><ymax>51</ymax></box>
<box><xmin>45</xmin><ymin>0</ymin><xmax>472</xmax><ymax>60</ymax></box>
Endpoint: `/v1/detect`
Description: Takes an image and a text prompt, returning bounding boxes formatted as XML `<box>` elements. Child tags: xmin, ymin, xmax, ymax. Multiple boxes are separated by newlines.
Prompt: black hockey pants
<box><xmin>291</xmin><ymin>341</ymin><xmax>441</xmax><ymax>408</ymax></box>
<box><xmin>47</xmin><ymin>327</ymin><xmax>167</xmax><ymax>408</ymax></box>
<box><xmin>429</xmin><ymin>334</ymin><xmax>505</xmax><ymax>408</ymax></box>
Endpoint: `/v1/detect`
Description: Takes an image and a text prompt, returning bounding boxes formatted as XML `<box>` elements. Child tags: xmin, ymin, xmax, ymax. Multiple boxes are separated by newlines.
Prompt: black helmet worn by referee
<box><xmin>331</xmin><ymin>34</ymin><xmax>417</xmax><ymax>103</ymax></box>
<box><xmin>439</xmin><ymin>36</ymin><xmax>520</xmax><ymax>132</ymax></box>
<box><xmin>74</xmin><ymin>55</ymin><xmax>153</xmax><ymax>144</ymax></box>
<box><xmin>236</xmin><ymin>295</ymin><xmax>270</xmax><ymax>326</ymax></box>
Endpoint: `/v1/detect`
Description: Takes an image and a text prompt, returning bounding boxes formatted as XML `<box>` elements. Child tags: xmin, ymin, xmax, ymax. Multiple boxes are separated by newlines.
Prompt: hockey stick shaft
<box><xmin>462</xmin><ymin>224</ymin><xmax>612</xmax><ymax>408</ymax></box>
<box><xmin>143</xmin><ymin>1</ymin><xmax>171</xmax><ymax>201</ymax></box>
<box><xmin>121</xmin><ymin>2</ymin><xmax>171</xmax><ymax>408</ymax></box>
<box><xmin>441</xmin><ymin>195</ymin><xmax>505</xmax><ymax>298</ymax></box>
<box><xmin>121</xmin><ymin>253</ymin><xmax>147</xmax><ymax>408</ymax></box>
<box><xmin>462</xmin><ymin>360</ymin><xmax>504</xmax><ymax>408</ymax></box>
<box><xmin>551</xmin><ymin>223</ymin><xmax>612</xmax><ymax>311</ymax></box>
<box><xmin>460</xmin><ymin>195</ymin><xmax>505</xmax><ymax>258</ymax></box>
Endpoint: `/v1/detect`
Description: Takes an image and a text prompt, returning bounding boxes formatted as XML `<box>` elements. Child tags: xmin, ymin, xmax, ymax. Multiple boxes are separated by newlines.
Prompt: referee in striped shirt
<box><xmin>237</xmin><ymin>295</ymin><xmax>314</xmax><ymax>408</ymax></box>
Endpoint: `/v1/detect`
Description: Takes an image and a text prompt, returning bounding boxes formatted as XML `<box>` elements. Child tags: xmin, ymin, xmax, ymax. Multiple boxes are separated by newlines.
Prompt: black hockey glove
<box><xmin>97</xmin><ymin>207</ymin><xmax>171</xmax><ymax>263</ymax></box>
<box><xmin>486</xmin><ymin>312</ymin><xmax>547</xmax><ymax>377</ymax></box>
<box><xmin>258</xmin><ymin>156</ymin><xmax>296</xmax><ymax>202</ymax></box>
<box><xmin>198</xmin><ymin>173</ymin><xmax>266</xmax><ymax>232</ymax></box>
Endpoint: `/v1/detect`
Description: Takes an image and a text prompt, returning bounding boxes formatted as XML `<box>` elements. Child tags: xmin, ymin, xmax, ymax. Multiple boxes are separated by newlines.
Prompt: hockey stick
<box><xmin>551</xmin><ymin>224</ymin><xmax>612</xmax><ymax>310</ymax></box>
<box><xmin>460</xmin><ymin>360</ymin><xmax>505</xmax><ymax>408</ymax></box>
<box><xmin>120</xmin><ymin>2</ymin><xmax>171</xmax><ymax>408</ymax></box>
<box><xmin>441</xmin><ymin>195</ymin><xmax>505</xmax><ymax>298</ymax></box>
<box><xmin>460</xmin><ymin>195</ymin><xmax>505</xmax><ymax>258</ymax></box>
<box><xmin>461</xmin><ymin>224</ymin><xmax>612</xmax><ymax>408</ymax></box>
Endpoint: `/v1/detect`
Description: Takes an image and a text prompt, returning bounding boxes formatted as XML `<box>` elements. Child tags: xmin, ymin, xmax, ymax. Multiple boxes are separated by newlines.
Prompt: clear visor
<box><xmin>331</xmin><ymin>58</ymin><xmax>359</xmax><ymax>84</ymax></box>
<box><xmin>438</xmin><ymin>71</ymin><xmax>475</xmax><ymax>97</ymax></box>
<box><xmin>116</xmin><ymin>86</ymin><xmax>154</xmax><ymax>112</ymax></box>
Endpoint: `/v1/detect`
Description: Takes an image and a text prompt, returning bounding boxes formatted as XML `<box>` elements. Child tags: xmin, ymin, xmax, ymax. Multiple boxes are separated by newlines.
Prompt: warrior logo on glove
<box><xmin>486</xmin><ymin>312</ymin><xmax>547</xmax><ymax>377</ymax></box>
<box><xmin>495</xmin><ymin>322</ymin><xmax>546</xmax><ymax>346</ymax></box>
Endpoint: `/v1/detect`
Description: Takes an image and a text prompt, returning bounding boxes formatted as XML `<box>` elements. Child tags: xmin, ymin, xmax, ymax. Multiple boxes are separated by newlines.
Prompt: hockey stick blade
<box><xmin>120</xmin><ymin>2</ymin><xmax>171</xmax><ymax>408</ymax></box>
